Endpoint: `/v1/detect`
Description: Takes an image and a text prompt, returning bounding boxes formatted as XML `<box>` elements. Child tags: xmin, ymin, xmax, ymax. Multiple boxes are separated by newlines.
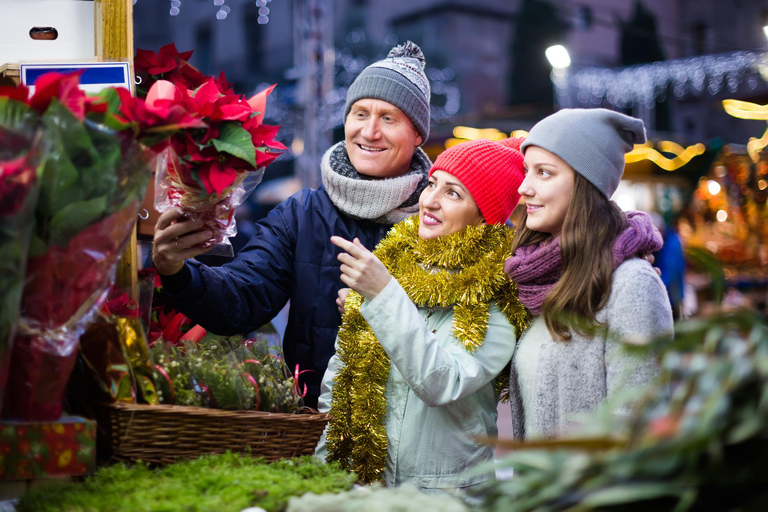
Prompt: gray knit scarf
<box><xmin>321</xmin><ymin>141</ymin><xmax>432</xmax><ymax>225</ymax></box>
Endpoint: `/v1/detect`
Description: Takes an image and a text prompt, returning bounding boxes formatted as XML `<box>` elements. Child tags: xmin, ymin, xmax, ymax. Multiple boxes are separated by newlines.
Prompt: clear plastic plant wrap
<box><xmin>0</xmin><ymin>72</ymin><xmax>158</xmax><ymax>421</ymax></box>
<box><xmin>0</xmin><ymin>125</ymin><xmax>47</xmax><ymax>416</ymax></box>
<box><xmin>134</xmin><ymin>44</ymin><xmax>286</xmax><ymax>257</ymax></box>
<box><xmin>153</xmin><ymin>146</ymin><xmax>265</xmax><ymax>257</ymax></box>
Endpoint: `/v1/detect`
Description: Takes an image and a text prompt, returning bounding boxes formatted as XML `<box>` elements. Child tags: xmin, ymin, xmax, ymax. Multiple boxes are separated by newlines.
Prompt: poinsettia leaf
<box><xmin>82</xmin><ymin>125</ymin><xmax>120</xmax><ymax>199</ymax></box>
<box><xmin>42</xmin><ymin>98</ymin><xmax>94</xmax><ymax>166</ymax></box>
<box><xmin>28</xmin><ymin>233</ymin><xmax>48</xmax><ymax>258</ymax></box>
<box><xmin>212</xmin><ymin>122</ymin><xmax>257</xmax><ymax>168</ymax></box>
<box><xmin>48</xmin><ymin>196</ymin><xmax>107</xmax><ymax>245</ymax></box>
<box><xmin>45</xmin><ymin>152</ymin><xmax>80</xmax><ymax>215</ymax></box>
<box><xmin>93</xmin><ymin>88</ymin><xmax>123</xmax><ymax>116</ymax></box>
<box><xmin>0</xmin><ymin>97</ymin><xmax>38</xmax><ymax>131</ymax></box>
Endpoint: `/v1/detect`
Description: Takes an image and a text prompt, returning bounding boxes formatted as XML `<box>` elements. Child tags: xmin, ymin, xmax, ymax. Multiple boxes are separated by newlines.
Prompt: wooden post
<box><xmin>94</xmin><ymin>0</ymin><xmax>139</xmax><ymax>300</ymax></box>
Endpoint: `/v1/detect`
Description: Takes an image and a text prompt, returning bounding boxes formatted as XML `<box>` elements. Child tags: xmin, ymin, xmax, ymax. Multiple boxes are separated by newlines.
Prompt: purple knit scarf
<box><xmin>504</xmin><ymin>211</ymin><xmax>663</xmax><ymax>314</ymax></box>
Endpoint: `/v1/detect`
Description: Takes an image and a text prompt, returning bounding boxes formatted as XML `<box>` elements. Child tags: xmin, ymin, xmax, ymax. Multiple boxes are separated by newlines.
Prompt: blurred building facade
<box><xmin>133</xmin><ymin>0</ymin><xmax>768</xmax><ymax>178</ymax></box>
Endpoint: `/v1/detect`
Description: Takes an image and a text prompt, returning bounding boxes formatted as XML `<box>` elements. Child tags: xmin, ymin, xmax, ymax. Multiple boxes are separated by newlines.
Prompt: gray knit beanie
<box><xmin>520</xmin><ymin>108</ymin><xmax>646</xmax><ymax>198</ymax></box>
<box><xmin>344</xmin><ymin>41</ymin><xmax>431</xmax><ymax>143</ymax></box>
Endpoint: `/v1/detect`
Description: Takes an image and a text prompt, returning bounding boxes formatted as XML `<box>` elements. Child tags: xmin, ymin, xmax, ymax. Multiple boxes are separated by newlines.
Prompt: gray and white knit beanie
<box><xmin>521</xmin><ymin>108</ymin><xmax>646</xmax><ymax>198</ymax></box>
<box><xmin>344</xmin><ymin>41</ymin><xmax>431</xmax><ymax>143</ymax></box>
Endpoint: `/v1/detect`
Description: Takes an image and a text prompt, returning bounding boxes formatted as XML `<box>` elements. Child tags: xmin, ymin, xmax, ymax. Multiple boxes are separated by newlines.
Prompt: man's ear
<box><xmin>415</xmin><ymin>134</ymin><xmax>423</xmax><ymax>146</ymax></box>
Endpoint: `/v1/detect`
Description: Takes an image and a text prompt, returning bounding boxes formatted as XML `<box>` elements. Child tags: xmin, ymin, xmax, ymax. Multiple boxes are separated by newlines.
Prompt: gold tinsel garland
<box><xmin>326</xmin><ymin>216</ymin><xmax>528</xmax><ymax>483</ymax></box>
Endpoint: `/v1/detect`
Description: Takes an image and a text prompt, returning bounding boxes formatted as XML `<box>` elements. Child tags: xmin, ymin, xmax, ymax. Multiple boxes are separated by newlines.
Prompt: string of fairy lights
<box><xmin>132</xmin><ymin>0</ymin><xmax>273</xmax><ymax>22</ymax></box>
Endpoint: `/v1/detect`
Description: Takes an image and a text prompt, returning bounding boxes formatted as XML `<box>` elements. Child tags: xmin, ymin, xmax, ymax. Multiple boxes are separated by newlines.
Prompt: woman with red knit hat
<box><xmin>316</xmin><ymin>137</ymin><xmax>528</xmax><ymax>502</ymax></box>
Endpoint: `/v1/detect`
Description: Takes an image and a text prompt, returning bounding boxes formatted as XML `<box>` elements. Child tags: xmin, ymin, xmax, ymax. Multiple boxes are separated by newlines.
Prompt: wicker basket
<box><xmin>100</xmin><ymin>403</ymin><xmax>330</xmax><ymax>465</ymax></box>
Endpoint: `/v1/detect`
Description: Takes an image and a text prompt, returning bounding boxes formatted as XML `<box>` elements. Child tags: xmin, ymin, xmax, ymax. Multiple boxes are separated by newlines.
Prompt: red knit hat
<box><xmin>429</xmin><ymin>137</ymin><xmax>525</xmax><ymax>225</ymax></box>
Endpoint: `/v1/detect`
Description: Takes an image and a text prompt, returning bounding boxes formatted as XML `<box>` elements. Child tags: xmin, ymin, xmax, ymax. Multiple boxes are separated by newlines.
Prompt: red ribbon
<box><xmin>243</xmin><ymin>373</ymin><xmax>260</xmax><ymax>410</ymax></box>
<box><xmin>153</xmin><ymin>364</ymin><xmax>175</xmax><ymax>403</ymax></box>
<box><xmin>294</xmin><ymin>364</ymin><xmax>311</xmax><ymax>398</ymax></box>
<box><xmin>197</xmin><ymin>381</ymin><xmax>215</xmax><ymax>408</ymax></box>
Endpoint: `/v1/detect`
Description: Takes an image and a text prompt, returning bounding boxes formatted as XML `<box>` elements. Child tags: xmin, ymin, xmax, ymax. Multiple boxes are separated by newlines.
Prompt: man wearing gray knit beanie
<box><xmin>152</xmin><ymin>41</ymin><xmax>433</xmax><ymax>409</ymax></box>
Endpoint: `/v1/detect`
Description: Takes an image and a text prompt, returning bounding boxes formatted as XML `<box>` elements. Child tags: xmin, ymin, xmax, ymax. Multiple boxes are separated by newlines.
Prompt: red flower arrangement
<box><xmin>134</xmin><ymin>44</ymin><xmax>287</xmax><ymax>255</ymax></box>
<box><xmin>0</xmin><ymin>125</ymin><xmax>47</xmax><ymax>416</ymax></box>
<box><xmin>0</xmin><ymin>72</ymin><xmax>175</xmax><ymax>421</ymax></box>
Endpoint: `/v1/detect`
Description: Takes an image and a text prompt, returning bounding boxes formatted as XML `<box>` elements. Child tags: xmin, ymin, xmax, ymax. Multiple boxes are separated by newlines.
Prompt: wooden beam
<box><xmin>94</xmin><ymin>0</ymin><xmax>139</xmax><ymax>299</ymax></box>
<box><xmin>94</xmin><ymin>0</ymin><xmax>134</xmax><ymax>66</ymax></box>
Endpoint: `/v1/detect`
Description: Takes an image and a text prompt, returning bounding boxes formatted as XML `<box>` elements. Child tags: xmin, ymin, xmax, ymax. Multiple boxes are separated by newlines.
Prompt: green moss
<box><xmin>18</xmin><ymin>453</ymin><xmax>356</xmax><ymax>512</ymax></box>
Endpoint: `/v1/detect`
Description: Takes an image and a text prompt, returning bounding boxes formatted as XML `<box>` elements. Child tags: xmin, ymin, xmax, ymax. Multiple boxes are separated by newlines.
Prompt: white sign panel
<box><xmin>20</xmin><ymin>62</ymin><xmax>132</xmax><ymax>94</ymax></box>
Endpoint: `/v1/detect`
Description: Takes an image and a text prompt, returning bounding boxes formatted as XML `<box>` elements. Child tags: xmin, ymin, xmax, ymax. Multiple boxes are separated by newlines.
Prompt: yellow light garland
<box><xmin>624</xmin><ymin>141</ymin><xmax>706</xmax><ymax>171</ymax></box>
<box><xmin>326</xmin><ymin>216</ymin><xmax>528</xmax><ymax>483</ymax></box>
<box><xmin>723</xmin><ymin>99</ymin><xmax>768</xmax><ymax>163</ymax></box>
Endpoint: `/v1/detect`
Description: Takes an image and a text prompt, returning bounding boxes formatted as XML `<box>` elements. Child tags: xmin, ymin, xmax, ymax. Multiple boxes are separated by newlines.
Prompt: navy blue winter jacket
<box><xmin>162</xmin><ymin>186</ymin><xmax>392</xmax><ymax>408</ymax></box>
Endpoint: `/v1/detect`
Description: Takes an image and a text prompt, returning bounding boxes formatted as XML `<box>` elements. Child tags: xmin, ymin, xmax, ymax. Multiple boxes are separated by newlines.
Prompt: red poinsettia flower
<box><xmin>114</xmin><ymin>85</ymin><xmax>206</xmax><ymax>139</ymax></box>
<box><xmin>214</xmin><ymin>71</ymin><xmax>235</xmax><ymax>96</ymax></box>
<box><xmin>165</xmin><ymin>61</ymin><xmax>207</xmax><ymax>91</ymax></box>
<box><xmin>0</xmin><ymin>84</ymin><xmax>30</xmax><ymax>103</ymax></box>
<box><xmin>101</xmin><ymin>288</ymin><xmax>139</xmax><ymax>318</ymax></box>
<box><xmin>135</xmin><ymin>43</ymin><xmax>193</xmax><ymax>76</ymax></box>
<box><xmin>29</xmin><ymin>71</ymin><xmax>88</xmax><ymax>120</ymax></box>
<box><xmin>173</xmin><ymin>131</ymin><xmax>253</xmax><ymax>196</ymax></box>
<box><xmin>0</xmin><ymin>154</ymin><xmax>37</xmax><ymax>216</ymax></box>
<box><xmin>246</xmin><ymin>84</ymin><xmax>275</xmax><ymax>125</ymax></box>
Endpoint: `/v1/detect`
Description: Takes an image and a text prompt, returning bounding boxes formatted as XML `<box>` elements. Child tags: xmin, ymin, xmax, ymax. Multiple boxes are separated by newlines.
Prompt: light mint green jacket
<box><xmin>317</xmin><ymin>277</ymin><xmax>517</xmax><ymax>498</ymax></box>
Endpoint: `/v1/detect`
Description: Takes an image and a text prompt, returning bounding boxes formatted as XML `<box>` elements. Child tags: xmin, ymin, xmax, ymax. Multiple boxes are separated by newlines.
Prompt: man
<box><xmin>152</xmin><ymin>42</ymin><xmax>431</xmax><ymax>408</ymax></box>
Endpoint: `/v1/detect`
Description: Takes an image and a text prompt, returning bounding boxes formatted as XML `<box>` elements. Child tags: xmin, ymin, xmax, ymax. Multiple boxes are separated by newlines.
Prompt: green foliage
<box><xmin>213</xmin><ymin>122</ymin><xmax>257</xmax><ymax>168</ymax></box>
<box><xmin>17</xmin><ymin>453</ymin><xmax>356</xmax><ymax>512</ymax></box>
<box><xmin>484</xmin><ymin>310</ymin><xmax>768</xmax><ymax>511</ymax></box>
<box><xmin>0</xmin><ymin>124</ymin><xmax>46</xmax><ymax>363</ymax></box>
<box><xmin>684</xmin><ymin>246</ymin><xmax>726</xmax><ymax>305</ymax></box>
<box><xmin>149</xmin><ymin>336</ymin><xmax>301</xmax><ymax>412</ymax></box>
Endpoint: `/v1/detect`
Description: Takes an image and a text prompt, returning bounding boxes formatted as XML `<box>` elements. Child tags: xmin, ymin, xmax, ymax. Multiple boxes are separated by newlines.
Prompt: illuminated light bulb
<box><xmin>759</xmin><ymin>179</ymin><xmax>768</xmax><ymax>190</ymax></box>
<box><xmin>707</xmin><ymin>180</ymin><xmax>721</xmax><ymax>195</ymax></box>
<box><xmin>716</xmin><ymin>210</ymin><xmax>728</xmax><ymax>222</ymax></box>
<box><xmin>545</xmin><ymin>45</ymin><xmax>571</xmax><ymax>69</ymax></box>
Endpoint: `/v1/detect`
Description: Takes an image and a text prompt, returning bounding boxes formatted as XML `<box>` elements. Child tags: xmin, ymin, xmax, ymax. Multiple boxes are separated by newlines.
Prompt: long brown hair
<box><xmin>510</xmin><ymin>172</ymin><xmax>626</xmax><ymax>341</ymax></box>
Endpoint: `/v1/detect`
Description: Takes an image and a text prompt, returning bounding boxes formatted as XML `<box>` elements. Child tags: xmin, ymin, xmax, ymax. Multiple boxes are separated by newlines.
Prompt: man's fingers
<box><xmin>156</xmin><ymin>208</ymin><xmax>186</xmax><ymax>231</ymax></box>
<box><xmin>159</xmin><ymin>219</ymin><xmax>205</xmax><ymax>244</ymax></box>
<box><xmin>175</xmin><ymin>230</ymin><xmax>213</xmax><ymax>251</ymax></box>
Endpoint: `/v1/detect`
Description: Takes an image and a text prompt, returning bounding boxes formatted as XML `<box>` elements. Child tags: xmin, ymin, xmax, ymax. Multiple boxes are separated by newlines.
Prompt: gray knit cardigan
<box><xmin>509</xmin><ymin>258</ymin><xmax>674</xmax><ymax>439</ymax></box>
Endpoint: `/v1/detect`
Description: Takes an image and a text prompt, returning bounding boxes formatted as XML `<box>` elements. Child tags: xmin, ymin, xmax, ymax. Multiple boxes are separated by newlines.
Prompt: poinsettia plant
<box><xmin>0</xmin><ymin>71</ymin><xmax>177</xmax><ymax>421</ymax></box>
<box><xmin>0</xmin><ymin>126</ymin><xmax>47</xmax><ymax>415</ymax></box>
<box><xmin>134</xmin><ymin>43</ymin><xmax>287</xmax><ymax>255</ymax></box>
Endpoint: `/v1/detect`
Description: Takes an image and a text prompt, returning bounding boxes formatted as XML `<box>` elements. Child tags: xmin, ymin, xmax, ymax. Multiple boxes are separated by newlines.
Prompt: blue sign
<box><xmin>20</xmin><ymin>62</ymin><xmax>132</xmax><ymax>94</ymax></box>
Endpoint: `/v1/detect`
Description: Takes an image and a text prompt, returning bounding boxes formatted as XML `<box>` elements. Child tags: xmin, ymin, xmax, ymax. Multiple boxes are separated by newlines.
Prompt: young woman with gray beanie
<box><xmin>504</xmin><ymin>108</ymin><xmax>674</xmax><ymax>440</ymax></box>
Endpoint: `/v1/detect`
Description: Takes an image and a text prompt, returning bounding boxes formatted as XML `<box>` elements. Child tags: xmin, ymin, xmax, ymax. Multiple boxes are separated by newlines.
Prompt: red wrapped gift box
<box><xmin>0</xmin><ymin>415</ymin><xmax>95</xmax><ymax>480</ymax></box>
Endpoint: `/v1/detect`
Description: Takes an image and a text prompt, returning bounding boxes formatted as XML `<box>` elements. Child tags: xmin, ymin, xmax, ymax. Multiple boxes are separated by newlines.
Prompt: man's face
<box><xmin>344</xmin><ymin>99</ymin><xmax>423</xmax><ymax>178</ymax></box>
